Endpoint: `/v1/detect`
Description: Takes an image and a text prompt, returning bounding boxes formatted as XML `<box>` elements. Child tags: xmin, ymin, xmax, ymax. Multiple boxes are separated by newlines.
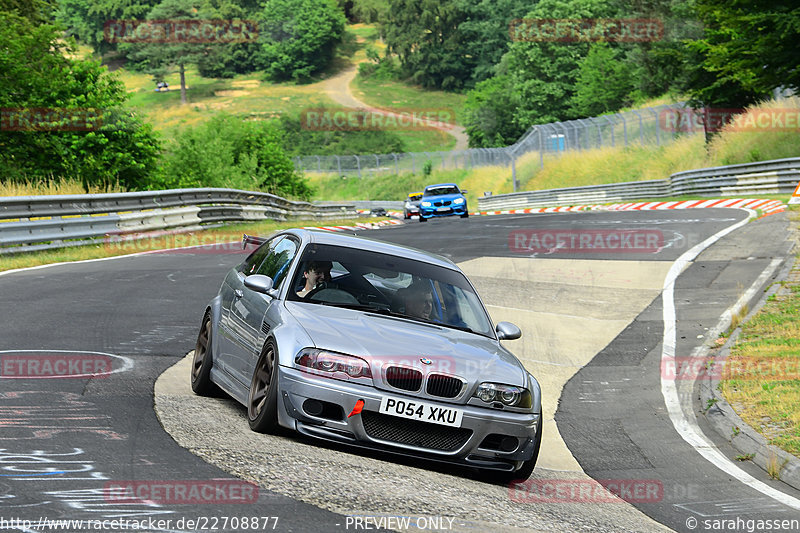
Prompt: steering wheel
<box><xmin>306</xmin><ymin>284</ymin><xmax>360</xmax><ymax>304</ymax></box>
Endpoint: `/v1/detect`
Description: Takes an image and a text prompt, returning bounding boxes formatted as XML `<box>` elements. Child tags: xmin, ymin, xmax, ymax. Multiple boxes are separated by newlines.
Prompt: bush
<box><xmin>157</xmin><ymin>114</ymin><xmax>313</xmax><ymax>200</ymax></box>
<box><xmin>277</xmin><ymin>112</ymin><xmax>406</xmax><ymax>156</ymax></box>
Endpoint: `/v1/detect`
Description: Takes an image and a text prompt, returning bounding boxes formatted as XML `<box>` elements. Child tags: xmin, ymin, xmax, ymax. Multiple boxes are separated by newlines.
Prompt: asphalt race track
<box><xmin>1</xmin><ymin>209</ymin><xmax>799</xmax><ymax>532</ymax></box>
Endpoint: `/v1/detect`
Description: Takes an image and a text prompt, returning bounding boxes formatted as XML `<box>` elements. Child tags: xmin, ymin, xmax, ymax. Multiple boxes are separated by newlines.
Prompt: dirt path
<box><xmin>317</xmin><ymin>64</ymin><xmax>470</xmax><ymax>151</ymax></box>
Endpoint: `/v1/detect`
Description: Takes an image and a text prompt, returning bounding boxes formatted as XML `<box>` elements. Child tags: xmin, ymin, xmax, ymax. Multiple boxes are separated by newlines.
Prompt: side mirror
<box><xmin>461</xmin><ymin>189</ymin><xmax>468</xmax><ymax>194</ymax></box>
<box><xmin>244</xmin><ymin>275</ymin><xmax>276</xmax><ymax>297</ymax></box>
<box><xmin>496</xmin><ymin>321</ymin><xmax>521</xmax><ymax>340</ymax></box>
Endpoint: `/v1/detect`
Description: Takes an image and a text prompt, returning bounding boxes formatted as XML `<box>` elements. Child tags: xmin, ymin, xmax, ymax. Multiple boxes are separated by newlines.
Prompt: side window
<box><xmin>255</xmin><ymin>237</ymin><xmax>298</xmax><ymax>289</ymax></box>
<box><xmin>239</xmin><ymin>237</ymin><xmax>279</xmax><ymax>275</ymax></box>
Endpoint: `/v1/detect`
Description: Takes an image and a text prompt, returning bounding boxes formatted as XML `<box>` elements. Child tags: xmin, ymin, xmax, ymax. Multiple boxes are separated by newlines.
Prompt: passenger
<box><xmin>296</xmin><ymin>261</ymin><xmax>332</xmax><ymax>298</ymax></box>
<box><xmin>404</xmin><ymin>281</ymin><xmax>434</xmax><ymax>320</ymax></box>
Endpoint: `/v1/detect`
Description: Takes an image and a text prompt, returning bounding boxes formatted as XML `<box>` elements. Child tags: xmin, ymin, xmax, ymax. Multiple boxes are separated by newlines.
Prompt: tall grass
<box><xmin>0</xmin><ymin>178</ymin><xmax>126</xmax><ymax>197</ymax></box>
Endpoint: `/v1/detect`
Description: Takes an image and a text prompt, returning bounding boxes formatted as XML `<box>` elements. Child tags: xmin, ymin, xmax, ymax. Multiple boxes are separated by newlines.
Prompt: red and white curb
<box><xmin>478</xmin><ymin>198</ymin><xmax>786</xmax><ymax>218</ymax></box>
<box><xmin>303</xmin><ymin>219</ymin><xmax>403</xmax><ymax>232</ymax></box>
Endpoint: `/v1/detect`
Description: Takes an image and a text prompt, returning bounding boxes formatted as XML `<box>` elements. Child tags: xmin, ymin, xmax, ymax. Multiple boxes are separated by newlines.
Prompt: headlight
<box><xmin>453</xmin><ymin>198</ymin><xmax>465</xmax><ymax>205</ymax></box>
<box><xmin>474</xmin><ymin>382</ymin><xmax>531</xmax><ymax>407</ymax></box>
<box><xmin>421</xmin><ymin>201</ymin><xmax>432</xmax><ymax>207</ymax></box>
<box><xmin>296</xmin><ymin>348</ymin><xmax>372</xmax><ymax>380</ymax></box>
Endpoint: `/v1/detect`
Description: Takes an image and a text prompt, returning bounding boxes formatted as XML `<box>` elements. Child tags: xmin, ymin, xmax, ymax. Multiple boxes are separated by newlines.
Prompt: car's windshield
<box><xmin>424</xmin><ymin>186</ymin><xmax>460</xmax><ymax>196</ymax></box>
<box><xmin>287</xmin><ymin>243</ymin><xmax>494</xmax><ymax>337</ymax></box>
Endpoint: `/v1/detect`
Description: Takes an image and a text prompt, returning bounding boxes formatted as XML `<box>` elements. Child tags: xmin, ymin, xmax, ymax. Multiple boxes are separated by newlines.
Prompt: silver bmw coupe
<box><xmin>191</xmin><ymin>228</ymin><xmax>542</xmax><ymax>482</ymax></box>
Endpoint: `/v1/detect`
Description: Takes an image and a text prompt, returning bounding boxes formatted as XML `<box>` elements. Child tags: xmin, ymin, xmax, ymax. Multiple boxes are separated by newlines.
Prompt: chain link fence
<box><xmin>293</xmin><ymin>102</ymin><xmax>689</xmax><ymax>190</ymax></box>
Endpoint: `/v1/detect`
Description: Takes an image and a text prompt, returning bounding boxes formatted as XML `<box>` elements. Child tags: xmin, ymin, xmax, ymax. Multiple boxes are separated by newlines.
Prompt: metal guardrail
<box><xmin>477</xmin><ymin>158</ymin><xmax>800</xmax><ymax>211</ymax></box>
<box><xmin>0</xmin><ymin>188</ymin><xmax>358</xmax><ymax>254</ymax></box>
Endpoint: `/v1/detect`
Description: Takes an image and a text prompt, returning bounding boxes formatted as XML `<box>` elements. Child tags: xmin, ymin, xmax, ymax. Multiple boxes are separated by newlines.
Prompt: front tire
<box><xmin>419</xmin><ymin>216</ymin><xmax>427</xmax><ymax>222</ymax></box>
<box><xmin>191</xmin><ymin>312</ymin><xmax>219</xmax><ymax>396</ymax></box>
<box><xmin>248</xmin><ymin>340</ymin><xmax>279</xmax><ymax>433</ymax></box>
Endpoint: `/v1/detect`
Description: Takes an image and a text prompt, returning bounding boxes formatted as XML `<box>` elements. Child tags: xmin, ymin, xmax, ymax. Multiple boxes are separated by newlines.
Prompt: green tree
<box><xmin>383</xmin><ymin>0</ymin><xmax>468</xmax><ymax>90</ymax></box>
<box><xmin>504</xmin><ymin>0</ymin><xmax>618</xmax><ymax>128</ymax></box>
<box><xmin>570</xmin><ymin>43</ymin><xmax>635</xmax><ymax>117</ymax></box>
<box><xmin>462</xmin><ymin>75</ymin><xmax>524</xmax><ymax>148</ymax></box>
<box><xmin>382</xmin><ymin>0</ymin><xmax>530</xmax><ymax>90</ymax></box>
<box><xmin>1</xmin><ymin>0</ymin><xmax>52</xmax><ymax>23</ymax></box>
<box><xmin>693</xmin><ymin>0</ymin><xmax>800</xmax><ymax>98</ymax></box>
<box><xmin>351</xmin><ymin>0</ymin><xmax>387</xmax><ymax>23</ymax></box>
<box><xmin>126</xmin><ymin>0</ymin><xmax>213</xmax><ymax>104</ymax></box>
<box><xmin>256</xmin><ymin>0</ymin><xmax>346</xmax><ymax>82</ymax></box>
<box><xmin>55</xmin><ymin>0</ymin><xmax>160</xmax><ymax>55</ymax></box>
<box><xmin>159</xmin><ymin>114</ymin><xmax>313</xmax><ymax>199</ymax></box>
<box><xmin>0</xmin><ymin>11</ymin><xmax>161</xmax><ymax>189</ymax></box>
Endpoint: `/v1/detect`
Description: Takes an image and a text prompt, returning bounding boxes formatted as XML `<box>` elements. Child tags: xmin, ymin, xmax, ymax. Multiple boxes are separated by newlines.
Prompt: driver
<box><xmin>404</xmin><ymin>281</ymin><xmax>434</xmax><ymax>320</ymax></box>
<box><xmin>297</xmin><ymin>261</ymin><xmax>332</xmax><ymax>298</ymax></box>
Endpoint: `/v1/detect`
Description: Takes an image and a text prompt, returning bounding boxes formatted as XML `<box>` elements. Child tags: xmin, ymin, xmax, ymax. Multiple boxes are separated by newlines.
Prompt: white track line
<box><xmin>660</xmin><ymin>209</ymin><xmax>800</xmax><ymax>510</ymax></box>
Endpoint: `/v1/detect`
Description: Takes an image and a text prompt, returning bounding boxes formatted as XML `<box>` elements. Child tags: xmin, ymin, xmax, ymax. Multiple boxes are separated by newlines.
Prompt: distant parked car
<box><xmin>191</xmin><ymin>229</ymin><xmax>542</xmax><ymax>482</ymax></box>
<box><xmin>403</xmin><ymin>191</ymin><xmax>423</xmax><ymax>219</ymax></box>
<box><xmin>370</xmin><ymin>207</ymin><xmax>388</xmax><ymax>217</ymax></box>
<box><xmin>418</xmin><ymin>183</ymin><xmax>468</xmax><ymax>222</ymax></box>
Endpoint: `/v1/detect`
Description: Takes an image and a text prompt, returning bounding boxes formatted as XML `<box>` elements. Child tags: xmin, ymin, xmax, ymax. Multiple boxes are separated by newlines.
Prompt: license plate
<box><xmin>379</xmin><ymin>396</ymin><xmax>463</xmax><ymax>427</ymax></box>
<box><xmin>436</xmin><ymin>207</ymin><xmax>451</xmax><ymax>213</ymax></box>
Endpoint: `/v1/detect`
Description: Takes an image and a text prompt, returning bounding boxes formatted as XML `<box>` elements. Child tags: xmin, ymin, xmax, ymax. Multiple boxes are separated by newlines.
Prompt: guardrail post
<box><xmin>356</xmin><ymin>155</ymin><xmax>362</xmax><ymax>178</ymax></box>
<box><xmin>335</xmin><ymin>155</ymin><xmax>341</xmax><ymax>174</ymax></box>
<box><xmin>393</xmin><ymin>153</ymin><xmax>398</xmax><ymax>174</ymax></box>
<box><xmin>411</xmin><ymin>153</ymin><xmax>416</xmax><ymax>174</ymax></box>
<box><xmin>375</xmin><ymin>154</ymin><xmax>380</xmax><ymax>173</ymax></box>
<box><xmin>316</xmin><ymin>156</ymin><xmax>321</xmax><ymax>172</ymax></box>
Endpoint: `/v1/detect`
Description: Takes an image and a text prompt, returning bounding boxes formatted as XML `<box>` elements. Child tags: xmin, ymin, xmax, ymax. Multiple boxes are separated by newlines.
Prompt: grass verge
<box><xmin>719</xmin><ymin>206</ymin><xmax>800</xmax><ymax>458</ymax></box>
<box><xmin>0</xmin><ymin>217</ymin><xmax>379</xmax><ymax>274</ymax></box>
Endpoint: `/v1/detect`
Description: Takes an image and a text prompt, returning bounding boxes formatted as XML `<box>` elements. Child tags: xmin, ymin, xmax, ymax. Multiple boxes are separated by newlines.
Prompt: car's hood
<box><xmin>286</xmin><ymin>302</ymin><xmax>526</xmax><ymax>388</ymax></box>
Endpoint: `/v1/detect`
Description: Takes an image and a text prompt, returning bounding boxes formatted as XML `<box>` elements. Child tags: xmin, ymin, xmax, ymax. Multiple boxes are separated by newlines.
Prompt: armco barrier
<box><xmin>0</xmin><ymin>188</ymin><xmax>357</xmax><ymax>254</ymax></box>
<box><xmin>478</xmin><ymin>157</ymin><xmax>800</xmax><ymax>211</ymax></box>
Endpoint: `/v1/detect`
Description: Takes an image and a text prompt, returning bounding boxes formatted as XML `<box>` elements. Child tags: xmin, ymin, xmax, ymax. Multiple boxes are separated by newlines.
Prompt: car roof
<box><xmin>424</xmin><ymin>183</ymin><xmax>459</xmax><ymax>190</ymax></box>
<box><xmin>408</xmin><ymin>191</ymin><xmax>423</xmax><ymax>196</ymax></box>
<box><xmin>281</xmin><ymin>228</ymin><xmax>458</xmax><ymax>270</ymax></box>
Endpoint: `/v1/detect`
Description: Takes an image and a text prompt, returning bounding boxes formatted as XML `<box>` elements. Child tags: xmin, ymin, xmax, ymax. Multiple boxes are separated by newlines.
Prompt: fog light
<box><xmin>500</xmin><ymin>436</ymin><xmax>519</xmax><ymax>452</ymax></box>
<box><xmin>303</xmin><ymin>399</ymin><xmax>324</xmax><ymax>417</ymax></box>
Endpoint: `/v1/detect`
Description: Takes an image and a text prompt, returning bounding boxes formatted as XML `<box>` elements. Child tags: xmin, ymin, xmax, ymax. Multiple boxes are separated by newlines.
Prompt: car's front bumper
<box><xmin>278</xmin><ymin>366</ymin><xmax>540</xmax><ymax>472</ymax></box>
<box><xmin>419</xmin><ymin>204</ymin><xmax>467</xmax><ymax>218</ymax></box>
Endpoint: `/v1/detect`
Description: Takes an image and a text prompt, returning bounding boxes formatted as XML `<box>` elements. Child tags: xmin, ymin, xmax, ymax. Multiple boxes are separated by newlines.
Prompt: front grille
<box><xmin>361</xmin><ymin>411</ymin><xmax>472</xmax><ymax>452</ymax></box>
<box><xmin>432</xmin><ymin>200</ymin><xmax>452</xmax><ymax>207</ymax></box>
<box><xmin>385</xmin><ymin>366</ymin><xmax>422</xmax><ymax>392</ymax></box>
<box><xmin>426</xmin><ymin>374</ymin><xmax>463</xmax><ymax>398</ymax></box>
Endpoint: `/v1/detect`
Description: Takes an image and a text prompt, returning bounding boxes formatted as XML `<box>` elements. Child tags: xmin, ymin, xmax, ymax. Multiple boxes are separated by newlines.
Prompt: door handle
<box><xmin>234</xmin><ymin>289</ymin><xmax>243</xmax><ymax>299</ymax></box>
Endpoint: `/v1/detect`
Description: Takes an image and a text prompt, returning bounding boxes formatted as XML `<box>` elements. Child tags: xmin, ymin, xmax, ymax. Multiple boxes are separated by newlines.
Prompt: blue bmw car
<box><xmin>418</xmin><ymin>183</ymin><xmax>469</xmax><ymax>222</ymax></box>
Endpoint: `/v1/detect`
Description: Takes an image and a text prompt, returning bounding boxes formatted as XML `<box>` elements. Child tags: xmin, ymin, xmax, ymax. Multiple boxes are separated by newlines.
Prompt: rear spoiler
<box><xmin>241</xmin><ymin>234</ymin><xmax>267</xmax><ymax>249</ymax></box>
